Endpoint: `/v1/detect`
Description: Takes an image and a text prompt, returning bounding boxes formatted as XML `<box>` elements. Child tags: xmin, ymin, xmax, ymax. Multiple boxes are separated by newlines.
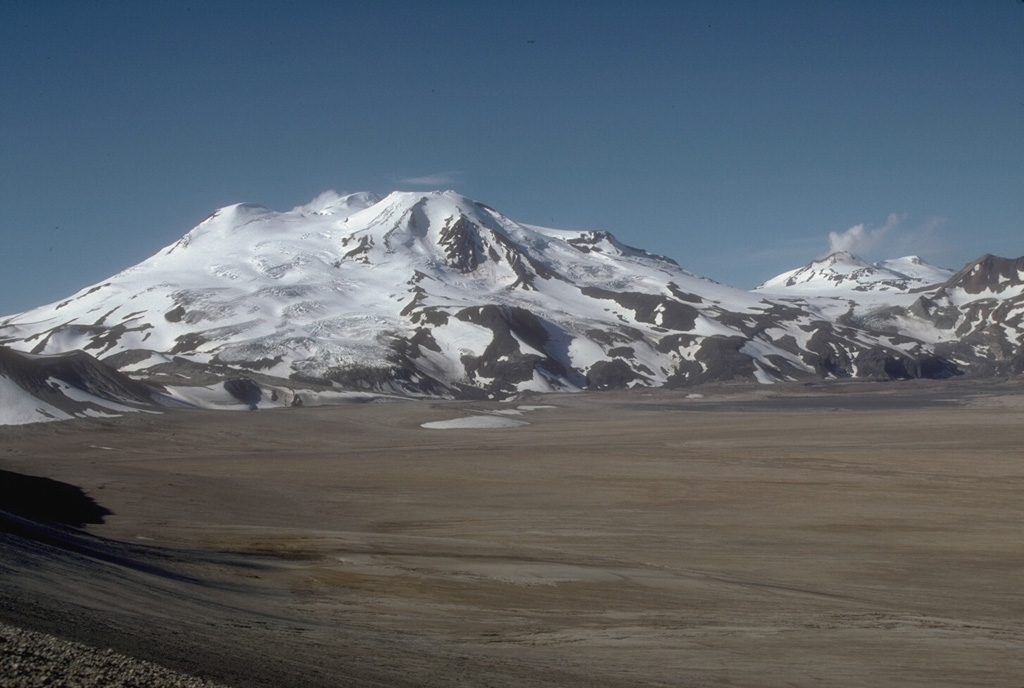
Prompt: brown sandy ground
<box><xmin>1</xmin><ymin>379</ymin><xmax>1024</xmax><ymax>687</ymax></box>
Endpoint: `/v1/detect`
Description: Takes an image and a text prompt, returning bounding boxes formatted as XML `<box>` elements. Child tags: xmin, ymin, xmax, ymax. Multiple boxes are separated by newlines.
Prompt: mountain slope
<box><xmin>0</xmin><ymin>191</ymin><xmax>1015</xmax><ymax>411</ymax></box>
<box><xmin>0</xmin><ymin>346</ymin><xmax>157</xmax><ymax>425</ymax></box>
<box><xmin>866</xmin><ymin>255</ymin><xmax>1024</xmax><ymax>375</ymax></box>
<box><xmin>758</xmin><ymin>251</ymin><xmax>1024</xmax><ymax>376</ymax></box>
<box><xmin>874</xmin><ymin>256</ymin><xmax>954</xmax><ymax>285</ymax></box>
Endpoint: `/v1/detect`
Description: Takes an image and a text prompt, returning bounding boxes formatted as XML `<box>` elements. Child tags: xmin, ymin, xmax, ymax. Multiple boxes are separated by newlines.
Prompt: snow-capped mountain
<box><xmin>0</xmin><ymin>190</ymin><xmax>1020</xmax><ymax>420</ymax></box>
<box><xmin>756</xmin><ymin>251</ymin><xmax>1024</xmax><ymax>376</ymax></box>
<box><xmin>0</xmin><ymin>190</ymin><xmax>799</xmax><ymax>397</ymax></box>
<box><xmin>756</xmin><ymin>251</ymin><xmax>954</xmax><ymax>295</ymax></box>
<box><xmin>860</xmin><ymin>254</ymin><xmax>1024</xmax><ymax>375</ymax></box>
<box><xmin>874</xmin><ymin>256</ymin><xmax>955</xmax><ymax>285</ymax></box>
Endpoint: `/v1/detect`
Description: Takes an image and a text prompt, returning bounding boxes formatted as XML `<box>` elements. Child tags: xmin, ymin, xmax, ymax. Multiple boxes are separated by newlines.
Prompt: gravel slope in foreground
<box><xmin>0</xmin><ymin>622</ymin><xmax>229</xmax><ymax>688</ymax></box>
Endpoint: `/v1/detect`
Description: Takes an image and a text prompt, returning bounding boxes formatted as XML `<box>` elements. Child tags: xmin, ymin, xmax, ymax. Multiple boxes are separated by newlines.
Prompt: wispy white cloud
<box><xmin>293</xmin><ymin>189</ymin><xmax>343</xmax><ymax>213</ymax></box>
<box><xmin>397</xmin><ymin>172</ymin><xmax>460</xmax><ymax>187</ymax></box>
<box><xmin>824</xmin><ymin>213</ymin><xmax>948</xmax><ymax>260</ymax></box>
<box><xmin>827</xmin><ymin>213</ymin><xmax>905</xmax><ymax>256</ymax></box>
<box><xmin>900</xmin><ymin>216</ymin><xmax>947</xmax><ymax>251</ymax></box>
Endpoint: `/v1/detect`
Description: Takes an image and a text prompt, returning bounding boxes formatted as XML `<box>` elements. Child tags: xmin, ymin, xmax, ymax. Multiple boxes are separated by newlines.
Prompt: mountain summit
<box><xmin>756</xmin><ymin>251</ymin><xmax>954</xmax><ymax>295</ymax></box>
<box><xmin>1</xmin><ymin>190</ymin><xmax>1021</xmax><ymax>417</ymax></box>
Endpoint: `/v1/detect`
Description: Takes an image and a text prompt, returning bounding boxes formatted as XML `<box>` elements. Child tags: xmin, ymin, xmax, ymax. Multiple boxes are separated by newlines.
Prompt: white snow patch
<box><xmin>77</xmin><ymin>409</ymin><xmax>122</xmax><ymax>419</ymax></box>
<box><xmin>0</xmin><ymin>377</ymin><xmax>72</xmax><ymax>425</ymax></box>
<box><xmin>51</xmin><ymin>380</ymin><xmax>141</xmax><ymax>413</ymax></box>
<box><xmin>422</xmin><ymin>415</ymin><xmax>529</xmax><ymax>429</ymax></box>
<box><xmin>161</xmin><ymin>384</ymin><xmax>265</xmax><ymax>410</ymax></box>
<box><xmin>750</xmin><ymin>363</ymin><xmax>777</xmax><ymax>384</ymax></box>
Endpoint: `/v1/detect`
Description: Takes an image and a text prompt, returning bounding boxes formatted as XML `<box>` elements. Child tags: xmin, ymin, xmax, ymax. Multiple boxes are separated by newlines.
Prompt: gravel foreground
<box><xmin>0</xmin><ymin>622</ymin><xmax>229</xmax><ymax>688</ymax></box>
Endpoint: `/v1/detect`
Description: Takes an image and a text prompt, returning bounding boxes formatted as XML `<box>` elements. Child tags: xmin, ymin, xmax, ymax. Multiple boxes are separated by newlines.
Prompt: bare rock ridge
<box><xmin>0</xmin><ymin>190</ymin><xmax>1021</xmax><ymax>420</ymax></box>
<box><xmin>0</xmin><ymin>345</ymin><xmax>165</xmax><ymax>423</ymax></box>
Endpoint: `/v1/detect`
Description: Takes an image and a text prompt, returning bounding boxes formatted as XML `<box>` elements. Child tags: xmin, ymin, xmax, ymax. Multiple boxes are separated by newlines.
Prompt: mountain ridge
<box><xmin>1</xmin><ymin>190</ymin><xmax>1021</xmax><ymax>423</ymax></box>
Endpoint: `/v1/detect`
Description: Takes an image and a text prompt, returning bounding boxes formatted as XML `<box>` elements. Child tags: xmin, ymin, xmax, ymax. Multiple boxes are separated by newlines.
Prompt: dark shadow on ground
<box><xmin>0</xmin><ymin>469</ymin><xmax>112</xmax><ymax>527</ymax></box>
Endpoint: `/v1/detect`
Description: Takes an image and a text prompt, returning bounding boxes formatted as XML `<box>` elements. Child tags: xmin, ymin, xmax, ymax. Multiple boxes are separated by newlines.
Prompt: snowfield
<box><xmin>1</xmin><ymin>190</ymin><xmax>1021</xmax><ymax>424</ymax></box>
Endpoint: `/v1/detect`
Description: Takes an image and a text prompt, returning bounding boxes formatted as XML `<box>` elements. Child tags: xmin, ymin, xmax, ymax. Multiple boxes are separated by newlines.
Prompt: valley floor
<box><xmin>2</xmin><ymin>379</ymin><xmax>1024</xmax><ymax>687</ymax></box>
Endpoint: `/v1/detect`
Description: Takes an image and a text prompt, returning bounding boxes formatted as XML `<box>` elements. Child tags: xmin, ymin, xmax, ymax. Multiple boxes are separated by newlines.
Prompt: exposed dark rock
<box><xmin>164</xmin><ymin>306</ymin><xmax>186</xmax><ymax>322</ymax></box>
<box><xmin>586</xmin><ymin>359</ymin><xmax>643</xmax><ymax>390</ymax></box>
<box><xmin>918</xmin><ymin>355</ymin><xmax>961</xmax><ymax>379</ymax></box>
<box><xmin>452</xmin><ymin>304</ymin><xmax>567</xmax><ymax>395</ymax></box>
<box><xmin>0</xmin><ymin>346</ymin><xmax>155</xmax><ymax>404</ymax></box>
<box><xmin>224</xmin><ymin>378</ymin><xmax>262</xmax><ymax>409</ymax></box>
<box><xmin>907</xmin><ymin>296</ymin><xmax>960</xmax><ymax>329</ymax></box>
<box><xmin>399</xmin><ymin>285</ymin><xmax>428</xmax><ymax>318</ymax></box>
<box><xmin>101</xmin><ymin>349</ymin><xmax>159</xmax><ymax>370</ymax></box>
<box><xmin>323</xmin><ymin>363</ymin><xmax>451</xmax><ymax>397</ymax></box>
<box><xmin>607</xmin><ymin>346</ymin><xmax>635</xmax><ymax>358</ymax></box>
<box><xmin>224</xmin><ymin>356</ymin><xmax>283</xmax><ymax>371</ymax></box>
<box><xmin>438</xmin><ymin>215</ymin><xmax>485</xmax><ymax>273</ymax></box>
<box><xmin>943</xmin><ymin>254</ymin><xmax>1024</xmax><ymax>295</ymax></box>
<box><xmin>654</xmin><ymin>332</ymin><xmax>700</xmax><ymax>354</ymax></box>
<box><xmin>581</xmin><ymin>288</ymin><xmax>699</xmax><ymax>331</ymax></box>
<box><xmin>667</xmin><ymin>282</ymin><xmax>703</xmax><ymax>304</ymax></box>
<box><xmin>694</xmin><ymin>336</ymin><xmax>758</xmax><ymax>383</ymax></box>
<box><xmin>852</xmin><ymin>350</ymin><xmax>920</xmax><ymax>380</ymax></box>
<box><xmin>409</xmin><ymin>327</ymin><xmax>442</xmax><ymax>353</ymax></box>
<box><xmin>342</xmin><ymin>235</ymin><xmax>373</xmax><ymax>262</ymax></box>
<box><xmin>586</xmin><ymin>327</ymin><xmax>646</xmax><ymax>347</ymax></box>
<box><xmin>802</xmin><ymin>326</ymin><xmax>853</xmax><ymax>377</ymax></box>
<box><xmin>82</xmin><ymin>323</ymin><xmax>155</xmax><ymax>356</ymax></box>
<box><xmin>714</xmin><ymin>311</ymin><xmax>758</xmax><ymax>336</ymax></box>
<box><xmin>169</xmin><ymin>333</ymin><xmax>208</xmax><ymax>355</ymax></box>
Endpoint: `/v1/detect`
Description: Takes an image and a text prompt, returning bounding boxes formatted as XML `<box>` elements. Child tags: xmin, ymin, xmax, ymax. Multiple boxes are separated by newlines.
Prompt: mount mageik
<box><xmin>1</xmin><ymin>190</ymin><xmax>1022</xmax><ymax>423</ymax></box>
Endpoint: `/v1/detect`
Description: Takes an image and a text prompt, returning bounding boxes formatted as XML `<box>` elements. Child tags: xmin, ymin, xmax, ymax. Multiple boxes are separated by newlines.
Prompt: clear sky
<box><xmin>2</xmin><ymin>0</ymin><xmax>1022</xmax><ymax>316</ymax></box>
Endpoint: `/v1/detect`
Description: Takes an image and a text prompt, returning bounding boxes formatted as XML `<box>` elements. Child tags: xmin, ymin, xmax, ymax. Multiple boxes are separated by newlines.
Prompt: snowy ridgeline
<box><xmin>1</xmin><ymin>190</ymin><xmax>1023</xmax><ymax>425</ymax></box>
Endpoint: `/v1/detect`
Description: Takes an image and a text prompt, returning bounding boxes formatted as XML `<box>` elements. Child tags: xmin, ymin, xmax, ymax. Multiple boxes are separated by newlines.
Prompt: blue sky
<box><xmin>2</xmin><ymin>0</ymin><xmax>1022</xmax><ymax>316</ymax></box>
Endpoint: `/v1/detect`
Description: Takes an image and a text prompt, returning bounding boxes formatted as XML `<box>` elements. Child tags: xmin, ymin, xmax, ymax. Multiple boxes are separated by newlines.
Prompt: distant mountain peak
<box><xmin>757</xmin><ymin>252</ymin><xmax>953</xmax><ymax>295</ymax></box>
<box><xmin>819</xmin><ymin>250</ymin><xmax>864</xmax><ymax>263</ymax></box>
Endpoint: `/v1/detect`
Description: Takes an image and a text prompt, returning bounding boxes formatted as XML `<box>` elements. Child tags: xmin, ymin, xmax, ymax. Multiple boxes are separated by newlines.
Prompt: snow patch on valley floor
<box><xmin>421</xmin><ymin>404</ymin><xmax>557</xmax><ymax>429</ymax></box>
<box><xmin>422</xmin><ymin>416</ymin><xmax>529</xmax><ymax>429</ymax></box>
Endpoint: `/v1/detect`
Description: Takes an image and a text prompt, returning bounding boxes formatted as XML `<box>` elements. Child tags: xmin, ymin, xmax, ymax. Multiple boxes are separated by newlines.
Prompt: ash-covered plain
<box><xmin>3</xmin><ymin>380</ymin><xmax>1024</xmax><ymax>687</ymax></box>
